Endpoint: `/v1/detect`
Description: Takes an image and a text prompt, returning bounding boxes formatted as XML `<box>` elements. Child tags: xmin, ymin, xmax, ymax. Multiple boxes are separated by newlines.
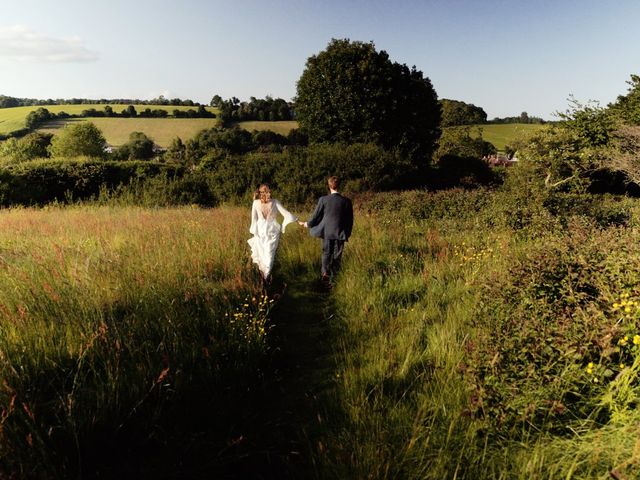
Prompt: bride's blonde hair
<box><xmin>254</xmin><ymin>183</ymin><xmax>271</xmax><ymax>203</ymax></box>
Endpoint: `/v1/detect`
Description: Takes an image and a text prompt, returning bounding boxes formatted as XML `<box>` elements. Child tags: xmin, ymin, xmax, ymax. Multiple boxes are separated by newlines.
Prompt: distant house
<box><xmin>483</xmin><ymin>154</ymin><xmax>518</xmax><ymax>167</ymax></box>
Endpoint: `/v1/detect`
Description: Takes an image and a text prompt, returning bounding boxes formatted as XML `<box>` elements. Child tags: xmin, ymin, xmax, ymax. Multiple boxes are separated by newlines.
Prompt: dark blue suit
<box><xmin>307</xmin><ymin>193</ymin><xmax>353</xmax><ymax>277</ymax></box>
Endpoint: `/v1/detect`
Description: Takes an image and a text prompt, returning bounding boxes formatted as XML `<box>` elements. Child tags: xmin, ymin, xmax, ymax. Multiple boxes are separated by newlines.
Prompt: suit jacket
<box><xmin>307</xmin><ymin>193</ymin><xmax>353</xmax><ymax>240</ymax></box>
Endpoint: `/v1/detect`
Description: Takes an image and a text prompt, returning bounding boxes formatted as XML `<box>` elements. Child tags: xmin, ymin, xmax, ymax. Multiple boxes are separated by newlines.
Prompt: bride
<box><xmin>248</xmin><ymin>183</ymin><xmax>298</xmax><ymax>282</ymax></box>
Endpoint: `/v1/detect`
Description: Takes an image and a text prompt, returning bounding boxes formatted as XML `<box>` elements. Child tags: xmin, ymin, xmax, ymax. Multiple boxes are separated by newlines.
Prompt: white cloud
<box><xmin>0</xmin><ymin>25</ymin><xmax>99</xmax><ymax>63</ymax></box>
<box><xmin>146</xmin><ymin>90</ymin><xmax>174</xmax><ymax>100</ymax></box>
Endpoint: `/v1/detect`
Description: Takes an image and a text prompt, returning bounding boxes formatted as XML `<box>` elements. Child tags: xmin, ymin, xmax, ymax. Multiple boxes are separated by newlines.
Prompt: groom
<box><xmin>301</xmin><ymin>176</ymin><xmax>354</xmax><ymax>285</ymax></box>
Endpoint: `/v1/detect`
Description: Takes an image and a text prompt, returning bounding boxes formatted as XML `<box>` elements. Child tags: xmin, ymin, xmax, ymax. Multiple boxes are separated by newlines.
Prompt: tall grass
<box><xmin>315</xmin><ymin>189</ymin><xmax>640</xmax><ymax>479</ymax></box>
<box><xmin>4</xmin><ymin>187</ymin><xmax>640</xmax><ymax>479</ymax></box>
<box><xmin>0</xmin><ymin>205</ymin><xmax>271</xmax><ymax>477</ymax></box>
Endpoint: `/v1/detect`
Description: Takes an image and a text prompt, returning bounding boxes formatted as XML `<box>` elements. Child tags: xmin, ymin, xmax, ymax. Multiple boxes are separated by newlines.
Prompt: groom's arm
<box><xmin>306</xmin><ymin>197</ymin><xmax>324</xmax><ymax>228</ymax></box>
<box><xmin>345</xmin><ymin>198</ymin><xmax>354</xmax><ymax>239</ymax></box>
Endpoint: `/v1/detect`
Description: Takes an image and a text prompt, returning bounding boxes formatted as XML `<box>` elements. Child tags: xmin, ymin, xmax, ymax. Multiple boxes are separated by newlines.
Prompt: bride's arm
<box><xmin>249</xmin><ymin>200</ymin><xmax>259</xmax><ymax>235</ymax></box>
<box><xmin>274</xmin><ymin>200</ymin><xmax>298</xmax><ymax>233</ymax></box>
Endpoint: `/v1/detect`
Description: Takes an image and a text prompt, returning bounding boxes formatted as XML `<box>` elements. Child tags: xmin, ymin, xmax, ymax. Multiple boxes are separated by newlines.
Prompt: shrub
<box><xmin>113</xmin><ymin>131</ymin><xmax>156</xmax><ymax>160</ymax></box>
<box><xmin>0</xmin><ymin>132</ymin><xmax>53</xmax><ymax>163</ymax></box>
<box><xmin>0</xmin><ymin>159</ymin><xmax>183</xmax><ymax>205</ymax></box>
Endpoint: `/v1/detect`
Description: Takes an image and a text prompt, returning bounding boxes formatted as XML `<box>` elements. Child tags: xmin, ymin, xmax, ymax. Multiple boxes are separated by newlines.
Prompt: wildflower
<box><xmin>613</xmin><ymin>303</ymin><xmax>620</xmax><ymax>309</ymax></box>
<box><xmin>625</xmin><ymin>307</ymin><xmax>632</xmax><ymax>313</ymax></box>
<box><xmin>634</xmin><ymin>335</ymin><xmax>640</xmax><ymax>345</ymax></box>
<box><xmin>620</xmin><ymin>363</ymin><xmax>626</xmax><ymax>369</ymax></box>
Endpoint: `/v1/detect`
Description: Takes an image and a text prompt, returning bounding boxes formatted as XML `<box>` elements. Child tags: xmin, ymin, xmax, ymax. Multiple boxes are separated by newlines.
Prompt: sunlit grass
<box><xmin>0</xmin><ymin>104</ymin><xmax>219</xmax><ymax>136</ymax></box>
<box><xmin>0</xmin><ymin>205</ymin><xmax>270</xmax><ymax>477</ymax></box>
<box><xmin>38</xmin><ymin>117</ymin><xmax>221</xmax><ymax>147</ymax></box>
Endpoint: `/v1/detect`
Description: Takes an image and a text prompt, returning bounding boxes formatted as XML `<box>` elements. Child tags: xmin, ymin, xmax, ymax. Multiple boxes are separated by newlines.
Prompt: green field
<box><xmin>0</xmin><ymin>104</ymin><xmax>219</xmax><ymax>135</ymax></box>
<box><xmin>3</xmin><ymin>190</ymin><xmax>640</xmax><ymax>478</ymax></box>
<box><xmin>469</xmin><ymin>123</ymin><xmax>547</xmax><ymax>150</ymax></box>
<box><xmin>39</xmin><ymin>117</ymin><xmax>221</xmax><ymax>147</ymax></box>
<box><xmin>236</xmin><ymin>120</ymin><xmax>299</xmax><ymax>135</ymax></box>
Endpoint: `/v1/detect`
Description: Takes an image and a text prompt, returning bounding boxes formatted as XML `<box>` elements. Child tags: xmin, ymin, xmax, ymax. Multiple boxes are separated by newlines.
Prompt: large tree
<box><xmin>440</xmin><ymin>99</ymin><xmax>487</xmax><ymax>127</ymax></box>
<box><xmin>295</xmin><ymin>39</ymin><xmax>441</xmax><ymax>163</ymax></box>
<box><xmin>48</xmin><ymin>122</ymin><xmax>107</xmax><ymax>158</ymax></box>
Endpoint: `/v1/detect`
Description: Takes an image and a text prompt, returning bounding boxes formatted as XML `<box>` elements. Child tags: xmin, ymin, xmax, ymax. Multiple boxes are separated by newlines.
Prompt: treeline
<box><xmin>488</xmin><ymin>111</ymin><xmax>547</xmax><ymax>124</ymax></box>
<box><xmin>213</xmin><ymin>95</ymin><xmax>293</xmax><ymax>123</ymax></box>
<box><xmin>0</xmin><ymin>143</ymin><xmax>426</xmax><ymax>207</ymax></box>
<box><xmin>0</xmin><ymin>124</ymin><xmax>309</xmax><ymax>163</ymax></box>
<box><xmin>440</xmin><ymin>99</ymin><xmax>487</xmax><ymax>126</ymax></box>
<box><xmin>17</xmin><ymin>105</ymin><xmax>216</xmax><ymax>133</ymax></box>
<box><xmin>0</xmin><ymin>94</ymin><xmax>202</xmax><ymax>109</ymax></box>
<box><xmin>440</xmin><ymin>100</ymin><xmax>547</xmax><ymax>126</ymax></box>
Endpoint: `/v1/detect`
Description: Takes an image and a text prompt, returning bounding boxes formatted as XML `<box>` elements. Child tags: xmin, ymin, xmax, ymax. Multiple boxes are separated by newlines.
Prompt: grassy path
<box><xmin>213</xmin><ymin>263</ymin><xmax>337</xmax><ymax>479</ymax></box>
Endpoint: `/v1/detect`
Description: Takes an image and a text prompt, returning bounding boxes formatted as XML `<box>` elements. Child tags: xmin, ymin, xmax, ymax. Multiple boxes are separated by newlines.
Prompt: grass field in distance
<box><xmin>39</xmin><ymin>117</ymin><xmax>221</xmax><ymax>147</ymax></box>
<box><xmin>236</xmin><ymin>120</ymin><xmax>299</xmax><ymax>135</ymax></box>
<box><xmin>0</xmin><ymin>104</ymin><xmax>219</xmax><ymax>135</ymax></box>
<box><xmin>470</xmin><ymin>123</ymin><xmax>547</xmax><ymax>151</ymax></box>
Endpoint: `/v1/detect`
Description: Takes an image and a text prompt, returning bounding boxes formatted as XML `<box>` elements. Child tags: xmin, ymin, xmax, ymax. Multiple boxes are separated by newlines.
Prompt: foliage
<box><xmin>48</xmin><ymin>122</ymin><xmax>107</xmax><ymax>158</ymax></box>
<box><xmin>218</xmin><ymin>95</ymin><xmax>292</xmax><ymax>123</ymax></box>
<box><xmin>556</xmin><ymin>96</ymin><xmax>616</xmax><ymax>148</ymax></box>
<box><xmin>514</xmin><ymin>125</ymin><xmax>606</xmax><ymax>192</ymax></box>
<box><xmin>295</xmin><ymin>39</ymin><xmax>441</xmax><ymax>165</ymax></box>
<box><xmin>488</xmin><ymin>111</ymin><xmax>546</xmax><ymax>124</ymax></box>
<box><xmin>0</xmin><ymin>159</ymin><xmax>183</xmax><ymax>205</ymax></box>
<box><xmin>466</xmin><ymin>220</ymin><xmax>640</xmax><ymax>441</ymax></box>
<box><xmin>609</xmin><ymin>74</ymin><xmax>640</xmax><ymax>125</ymax></box>
<box><xmin>197</xmin><ymin>142</ymin><xmax>414</xmax><ymax>204</ymax></box>
<box><xmin>0</xmin><ymin>94</ymin><xmax>203</xmax><ymax>108</ymax></box>
<box><xmin>113</xmin><ymin>131</ymin><xmax>157</xmax><ymax>160</ymax></box>
<box><xmin>434</xmin><ymin>127</ymin><xmax>496</xmax><ymax>160</ymax></box>
<box><xmin>440</xmin><ymin>99</ymin><xmax>487</xmax><ymax>127</ymax></box>
<box><xmin>0</xmin><ymin>131</ymin><xmax>53</xmax><ymax>163</ymax></box>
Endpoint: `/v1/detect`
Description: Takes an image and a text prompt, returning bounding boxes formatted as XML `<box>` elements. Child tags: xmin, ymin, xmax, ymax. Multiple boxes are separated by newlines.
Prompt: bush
<box><xmin>105</xmin><ymin>174</ymin><xmax>218</xmax><ymax>207</ymax></box>
<box><xmin>113</xmin><ymin>132</ymin><xmax>156</xmax><ymax>160</ymax></box>
<box><xmin>0</xmin><ymin>159</ymin><xmax>183</xmax><ymax>206</ymax></box>
<box><xmin>465</xmin><ymin>223</ymin><xmax>640</xmax><ymax>437</ymax></box>
<box><xmin>196</xmin><ymin>142</ymin><xmax>415</xmax><ymax>205</ymax></box>
<box><xmin>0</xmin><ymin>132</ymin><xmax>53</xmax><ymax>163</ymax></box>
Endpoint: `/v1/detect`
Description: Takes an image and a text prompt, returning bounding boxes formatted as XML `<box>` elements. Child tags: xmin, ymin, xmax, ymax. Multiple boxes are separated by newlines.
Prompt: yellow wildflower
<box><xmin>634</xmin><ymin>335</ymin><xmax>640</xmax><ymax>345</ymax></box>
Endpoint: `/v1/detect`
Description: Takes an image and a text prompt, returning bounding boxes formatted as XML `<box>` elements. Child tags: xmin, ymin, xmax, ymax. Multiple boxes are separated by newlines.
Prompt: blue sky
<box><xmin>1</xmin><ymin>0</ymin><xmax>639</xmax><ymax>119</ymax></box>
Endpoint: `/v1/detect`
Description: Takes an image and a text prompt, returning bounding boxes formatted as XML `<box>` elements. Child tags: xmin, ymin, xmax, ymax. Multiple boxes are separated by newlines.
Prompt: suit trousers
<box><xmin>322</xmin><ymin>238</ymin><xmax>345</xmax><ymax>277</ymax></box>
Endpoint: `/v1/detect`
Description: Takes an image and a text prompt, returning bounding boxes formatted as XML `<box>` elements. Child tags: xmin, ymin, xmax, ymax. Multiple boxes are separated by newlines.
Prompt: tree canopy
<box><xmin>48</xmin><ymin>122</ymin><xmax>107</xmax><ymax>158</ymax></box>
<box><xmin>295</xmin><ymin>39</ymin><xmax>441</xmax><ymax>164</ymax></box>
<box><xmin>440</xmin><ymin>99</ymin><xmax>487</xmax><ymax>127</ymax></box>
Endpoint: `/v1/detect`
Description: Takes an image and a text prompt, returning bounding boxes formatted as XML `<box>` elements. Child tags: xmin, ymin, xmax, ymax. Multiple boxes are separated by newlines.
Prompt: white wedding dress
<box><xmin>248</xmin><ymin>199</ymin><xmax>297</xmax><ymax>279</ymax></box>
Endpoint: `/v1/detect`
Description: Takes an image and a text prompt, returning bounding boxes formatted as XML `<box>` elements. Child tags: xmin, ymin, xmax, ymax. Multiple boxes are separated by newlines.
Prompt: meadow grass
<box><xmin>38</xmin><ymin>117</ymin><xmax>222</xmax><ymax>147</ymax></box>
<box><xmin>235</xmin><ymin>120</ymin><xmax>299</xmax><ymax>135</ymax></box>
<box><xmin>311</xmin><ymin>191</ymin><xmax>640</xmax><ymax>479</ymax></box>
<box><xmin>469</xmin><ymin>123</ymin><xmax>547</xmax><ymax>151</ymax></box>
<box><xmin>3</xmin><ymin>190</ymin><xmax>640</xmax><ymax>479</ymax></box>
<box><xmin>0</xmin><ymin>104</ymin><xmax>219</xmax><ymax>136</ymax></box>
<box><xmin>0</xmin><ymin>205</ymin><xmax>273</xmax><ymax>477</ymax></box>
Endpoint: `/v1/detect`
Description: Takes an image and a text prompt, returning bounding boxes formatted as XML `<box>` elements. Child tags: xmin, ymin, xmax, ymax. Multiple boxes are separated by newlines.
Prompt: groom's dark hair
<box><xmin>328</xmin><ymin>176</ymin><xmax>340</xmax><ymax>190</ymax></box>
